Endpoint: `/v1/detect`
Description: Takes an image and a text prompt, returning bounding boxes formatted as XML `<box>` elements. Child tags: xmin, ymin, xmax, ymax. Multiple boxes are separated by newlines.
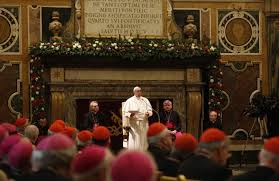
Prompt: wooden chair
<box><xmin>160</xmin><ymin>175</ymin><xmax>188</xmax><ymax>181</ymax></box>
<box><xmin>156</xmin><ymin>170</ymin><xmax>200</xmax><ymax>181</ymax></box>
<box><xmin>159</xmin><ymin>174</ymin><xmax>200</xmax><ymax>181</ymax></box>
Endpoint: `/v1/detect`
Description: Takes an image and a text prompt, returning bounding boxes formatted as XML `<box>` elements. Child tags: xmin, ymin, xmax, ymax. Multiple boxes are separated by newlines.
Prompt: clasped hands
<box><xmin>130</xmin><ymin>112</ymin><xmax>150</xmax><ymax>118</ymax></box>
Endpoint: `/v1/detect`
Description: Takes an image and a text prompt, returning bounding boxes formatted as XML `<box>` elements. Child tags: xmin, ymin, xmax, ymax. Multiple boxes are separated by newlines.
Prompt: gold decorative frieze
<box><xmin>0</xmin><ymin>7</ymin><xmax>20</xmax><ymax>53</ymax></box>
<box><xmin>50</xmin><ymin>68</ymin><xmax>65</xmax><ymax>82</ymax></box>
<box><xmin>218</xmin><ymin>10</ymin><xmax>261</xmax><ymax>54</ymax></box>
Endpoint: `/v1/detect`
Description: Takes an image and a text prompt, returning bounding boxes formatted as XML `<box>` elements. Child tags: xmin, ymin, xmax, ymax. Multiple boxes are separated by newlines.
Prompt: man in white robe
<box><xmin>123</xmin><ymin>86</ymin><xmax>153</xmax><ymax>151</ymax></box>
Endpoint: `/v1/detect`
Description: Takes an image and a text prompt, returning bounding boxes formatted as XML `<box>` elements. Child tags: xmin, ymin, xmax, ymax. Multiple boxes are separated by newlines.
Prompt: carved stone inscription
<box><xmin>84</xmin><ymin>0</ymin><xmax>164</xmax><ymax>37</ymax></box>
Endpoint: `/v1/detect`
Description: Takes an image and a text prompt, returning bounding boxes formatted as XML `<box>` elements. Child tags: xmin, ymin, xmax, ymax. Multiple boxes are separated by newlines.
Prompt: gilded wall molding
<box><xmin>0</xmin><ymin>61</ymin><xmax>22</xmax><ymax>117</ymax></box>
<box><xmin>223</xmin><ymin>60</ymin><xmax>262</xmax><ymax>91</ymax></box>
<box><xmin>217</xmin><ymin>10</ymin><xmax>261</xmax><ymax>55</ymax></box>
<box><xmin>0</xmin><ymin>6</ymin><xmax>20</xmax><ymax>54</ymax></box>
<box><xmin>75</xmin><ymin>0</ymin><xmax>81</xmax><ymax>39</ymax></box>
<box><xmin>0</xmin><ymin>61</ymin><xmax>12</xmax><ymax>72</ymax></box>
<box><xmin>186</xmin><ymin>92</ymin><xmax>202</xmax><ymax>138</ymax></box>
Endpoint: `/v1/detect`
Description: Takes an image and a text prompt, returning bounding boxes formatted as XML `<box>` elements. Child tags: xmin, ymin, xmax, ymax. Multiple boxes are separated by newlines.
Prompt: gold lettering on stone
<box><xmin>84</xmin><ymin>0</ymin><xmax>163</xmax><ymax>37</ymax></box>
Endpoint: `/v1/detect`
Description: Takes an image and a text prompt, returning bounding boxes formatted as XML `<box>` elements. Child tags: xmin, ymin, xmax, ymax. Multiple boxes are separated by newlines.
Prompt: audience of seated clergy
<box><xmin>231</xmin><ymin>136</ymin><xmax>279</xmax><ymax>181</ymax></box>
<box><xmin>110</xmin><ymin>150</ymin><xmax>157</xmax><ymax>181</ymax></box>
<box><xmin>92</xmin><ymin>126</ymin><xmax>111</xmax><ymax>147</ymax></box>
<box><xmin>30</xmin><ymin>133</ymin><xmax>76</xmax><ymax>181</ymax></box>
<box><xmin>24</xmin><ymin>125</ymin><xmax>39</xmax><ymax>145</ymax></box>
<box><xmin>179</xmin><ymin>128</ymin><xmax>232</xmax><ymax>181</ymax></box>
<box><xmin>14</xmin><ymin>118</ymin><xmax>29</xmax><ymax>136</ymax></box>
<box><xmin>171</xmin><ymin>133</ymin><xmax>198</xmax><ymax>162</ymax></box>
<box><xmin>2</xmin><ymin>116</ymin><xmax>279</xmax><ymax>181</ymax></box>
<box><xmin>147</xmin><ymin>122</ymin><xmax>179</xmax><ymax>176</ymax></box>
<box><xmin>71</xmin><ymin>145</ymin><xmax>114</xmax><ymax>181</ymax></box>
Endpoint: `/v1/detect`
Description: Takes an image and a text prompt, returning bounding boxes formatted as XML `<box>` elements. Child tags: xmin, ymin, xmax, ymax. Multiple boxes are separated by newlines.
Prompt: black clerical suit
<box><xmin>25</xmin><ymin>169</ymin><xmax>71</xmax><ymax>181</ymax></box>
<box><xmin>231</xmin><ymin>166</ymin><xmax>276</xmax><ymax>181</ymax></box>
<box><xmin>269</xmin><ymin>173</ymin><xmax>279</xmax><ymax>181</ymax></box>
<box><xmin>178</xmin><ymin>154</ymin><xmax>232</xmax><ymax>181</ymax></box>
<box><xmin>81</xmin><ymin>111</ymin><xmax>107</xmax><ymax>130</ymax></box>
<box><xmin>148</xmin><ymin>144</ymin><xmax>179</xmax><ymax>177</ymax></box>
<box><xmin>204</xmin><ymin>119</ymin><xmax>223</xmax><ymax>130</ymax></box>
<box><xmin>159</xmin><ymin>110</ymin><xmax>181</xmax><ymax>131</ymax></box>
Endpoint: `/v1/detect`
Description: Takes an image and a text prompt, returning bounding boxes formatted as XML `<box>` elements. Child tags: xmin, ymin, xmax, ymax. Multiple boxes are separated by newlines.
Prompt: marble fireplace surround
<box><xmin>49</xmin><ymin>68</ymin><xmax>205</xmax><ymax>138</ymax></box>
<box><xmin>45</xmin><ymin>56</ymin><xmax>216</xmax><ymax>138</ymax></box>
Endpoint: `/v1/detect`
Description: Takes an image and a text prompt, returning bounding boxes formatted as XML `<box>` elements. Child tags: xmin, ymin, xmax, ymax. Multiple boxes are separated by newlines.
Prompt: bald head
<box><xmin>133</xmin><ymin>86</ymin><xmax>142</xmax><ymax>97</ymax></box>
<box><xmin>24</xmin><ymin>125</ymin><xmax>39</xmax><ymax>144</ymax></box>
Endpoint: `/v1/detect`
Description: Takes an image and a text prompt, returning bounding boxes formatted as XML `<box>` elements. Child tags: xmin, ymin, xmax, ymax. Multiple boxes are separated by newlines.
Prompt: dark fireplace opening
<box><xmin>75</xmin><ymin>98</ymin><xmax>173</xmax><ymax>152</ymax></box>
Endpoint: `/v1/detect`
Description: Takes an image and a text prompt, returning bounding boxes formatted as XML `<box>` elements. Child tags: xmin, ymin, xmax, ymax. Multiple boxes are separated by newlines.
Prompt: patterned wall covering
<box><xmin>221</xmin><ymin>61</ymin><xmax>261</xmax><ymax>136</ymax></box>
<box><xmin>0</xmin><ymin>7</ymin><xmax>20</xmax><ymax>53</ymax></box>
<box><xmin>218</xmin><ymin>10</ymin><xmax>260</xmax><ymax>54</ymax></box>
<box><xmin>0</xmin><ymin>61</ymin><xmax>22</xmax><ymax>123</ymax></box>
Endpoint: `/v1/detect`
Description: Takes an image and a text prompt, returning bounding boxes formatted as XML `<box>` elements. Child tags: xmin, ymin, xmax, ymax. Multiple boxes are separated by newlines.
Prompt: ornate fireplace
<box><xmin>42</xmin><ymin>56</ymin><xmax>215</xmax><ymax>139</ymax></box>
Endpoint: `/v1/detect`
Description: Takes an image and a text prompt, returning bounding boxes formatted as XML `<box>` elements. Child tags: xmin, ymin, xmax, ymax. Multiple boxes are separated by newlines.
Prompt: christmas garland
<box><xmin>29</xmin><ymin>38</ymin><xmax>223</xmax><ymax>123</ymax></box>
<box><xmin>208</xmin><ymin>63</ymin><xmax>226</xmax><ymax>116</ymax></box>
<box><xmin>30</xmin><ymin>38</ymin><xmax>219</xmax><ymax>59</ymax></box>
<box><xmin>30</xmin><ymin>56</ymin><xmax>47</xmax><ymax>123</ymax></box>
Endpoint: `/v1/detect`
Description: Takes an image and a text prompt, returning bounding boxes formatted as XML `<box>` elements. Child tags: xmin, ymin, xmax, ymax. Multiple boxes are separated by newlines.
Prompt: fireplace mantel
<box><xmin>42</xmin><ymin>55</ymin><xmax>217</xmax><ymax>69</ymax></box>
<box><xmin>40</xmin><ymin>55</ymin><xmax>215</xmax><ymax>138</ymax></box>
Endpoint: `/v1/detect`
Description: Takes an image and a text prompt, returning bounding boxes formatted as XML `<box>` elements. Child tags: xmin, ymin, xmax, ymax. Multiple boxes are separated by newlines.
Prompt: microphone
<box><xmin>140</xmin><ymin>98</ymin><xmax>161</xmax><ymax>123</ymax></box>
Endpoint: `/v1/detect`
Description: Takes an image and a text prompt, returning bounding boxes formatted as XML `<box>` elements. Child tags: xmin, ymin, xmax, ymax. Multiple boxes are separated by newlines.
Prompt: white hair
<box><xmin>163</xmin><ymin>100</ymin><xmax>172</xmax><ymax>105</ymax></box>
<box><xmin>198</xmin><ymin>137</ymin><xmax>230</xmax><ymax>152</ymax></box>
<box><xmin>133</xmin><ymin>86</ymin><xmax>141</xmax><ymax>93</ymax></box>
<box><xmin>72</xmin><ymin>149</ymin><xmax>114</xmax><ymax>181</ymax></box>
<box><xmin>259</xmin><ymin>149</ymin><xmax>279</xmax><ymax>165</ymax></box>
<box><xmin>90</xmin><ymin>101</ymin><xmax>98</xmax><ymax>106</ymax></box>
<box><xmin>24</xmin><ymin>125</ymin><xmax>39</xmax><ymax>143</ymax></box>
<box><xmin>31</xmin><ymin>146</ymin><xmax>77</xmax><ymax>172</ymax></box>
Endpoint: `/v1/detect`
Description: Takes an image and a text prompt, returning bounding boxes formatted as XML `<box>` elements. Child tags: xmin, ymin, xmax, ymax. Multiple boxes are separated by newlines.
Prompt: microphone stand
<box><xmin>140</xmin><ymin>98</ymin><xmax>160</xmax><ymax>123</ymax></box>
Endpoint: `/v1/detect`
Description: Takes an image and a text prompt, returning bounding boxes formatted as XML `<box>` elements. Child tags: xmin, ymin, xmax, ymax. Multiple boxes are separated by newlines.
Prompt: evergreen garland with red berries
<box><xmin>208</xmin><ymin>63</ymin><xmax>226</xmax><ymax>115</ymax></box>
<box><xmin>30</xmin><ymin>56</ymin><xmax>47</xmax><ymax>123</ymax></box>
<box><xmin>29</xmin><ymin>38</ymin><xmax>223</xmax><ymax>123</ymax></box>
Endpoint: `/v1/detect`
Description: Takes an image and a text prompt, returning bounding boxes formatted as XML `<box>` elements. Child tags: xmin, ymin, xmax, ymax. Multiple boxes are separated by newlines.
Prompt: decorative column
<box><xmin>50</xmin><ymin>68</ymin><xmax>65</xmax><ymax>122</ymax></box>
<box><xmin>185</xmin><ymin>68</ymin><xmax>204</xmax><ymax>139</ymax></box>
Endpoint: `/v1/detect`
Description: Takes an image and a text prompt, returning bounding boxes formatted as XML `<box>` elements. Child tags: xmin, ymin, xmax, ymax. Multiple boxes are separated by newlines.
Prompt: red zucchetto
<box><xmin>200</xmin><ymin>128</ymin><xmax>226</xmax><ymax>143</ymax></box>
<box><xmin>264</xmin><ymin>136</ymin><xmax>279</xmax><ymax>155</ymax></box>
<box><xmin>175</xmin><ymin>133</ymin><xmax>198</xmax><ymax>153</ymax></box>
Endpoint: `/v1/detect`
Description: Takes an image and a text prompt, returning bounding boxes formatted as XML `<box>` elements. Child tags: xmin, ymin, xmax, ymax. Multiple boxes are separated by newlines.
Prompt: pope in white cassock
<box><xmin>123</xmin><ymin>86</ymin><xmax>153</xmax><ymax>151</ymax></box>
